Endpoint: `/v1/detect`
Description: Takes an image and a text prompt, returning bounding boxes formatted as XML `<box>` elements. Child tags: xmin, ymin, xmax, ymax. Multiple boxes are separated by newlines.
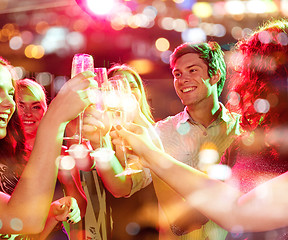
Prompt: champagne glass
<box><xmin>89</xmin><ymin>68</ymin><xmax>115</xmax><ymax>163</ymax></box>
<box><xmin>103</xmin><ymin>75</ymin><xmax>142</xmax><ymax>176</ymax></box>
<box><xmin>65</xmin><ymin>54</ymin><xmax>94</xmax><ymax>162</ymax></box>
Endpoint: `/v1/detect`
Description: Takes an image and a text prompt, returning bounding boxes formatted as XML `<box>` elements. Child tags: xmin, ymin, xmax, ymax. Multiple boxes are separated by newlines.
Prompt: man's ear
<box><xmin>211</xmin><ymin>69</ymin><xmax>221</xmax><ymax>85</ymax></box>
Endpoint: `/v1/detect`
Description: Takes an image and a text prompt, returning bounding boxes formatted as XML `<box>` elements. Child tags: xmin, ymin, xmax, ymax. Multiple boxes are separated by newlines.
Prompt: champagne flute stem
<box><xmin>122</xmin><ymin>139</ymin><xmax>129</xmax><ymax>169</ymax></box>
<box><xmin>99</xmin><ymin>129</ymin><xmax>103</xmax><ymax>148</ymax></box>
<box><xmin>78</xmin><ymin>112</ymin><xmax>84</xmax><ymax>144</ymax></box>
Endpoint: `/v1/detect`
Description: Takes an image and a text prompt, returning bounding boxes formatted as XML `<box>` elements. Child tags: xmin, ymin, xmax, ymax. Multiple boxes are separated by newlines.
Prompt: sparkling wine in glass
<box><xmin>103</xmin><ymin>75</ymin><xmax>142</xmax><ymax>176</ymax></box>
<box><xmin>65</xmin><ymin>53</ymin><xmax>94</xmax><ymax>143</ymax></box>
<box><xmin>65</xmin><ymin>54</ymin><xmax>94</xmax><ymax>165</ymax></box>
<box><xmin>89</xmin><ymin>68</ymin><xmax>115</xmax><ymax>163</ymax></box>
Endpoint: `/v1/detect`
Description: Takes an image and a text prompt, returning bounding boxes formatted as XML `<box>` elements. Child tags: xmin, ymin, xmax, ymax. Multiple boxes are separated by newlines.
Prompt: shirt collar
<box><xmin>181</xmin><ymin>103</ymin><xmax>233</xmax><ymax>125</ymax></box>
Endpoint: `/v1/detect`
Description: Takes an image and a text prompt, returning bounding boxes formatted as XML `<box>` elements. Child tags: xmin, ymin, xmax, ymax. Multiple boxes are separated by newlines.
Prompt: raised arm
<box><xmin>111</xmin><ymin>123</ymin><xmax>288</xmax><ymax>232</ymax></box>
<box><xmin>0</xmin><ymin>71</ymin><xmax>95</xmax><ymax>234</ymax></box>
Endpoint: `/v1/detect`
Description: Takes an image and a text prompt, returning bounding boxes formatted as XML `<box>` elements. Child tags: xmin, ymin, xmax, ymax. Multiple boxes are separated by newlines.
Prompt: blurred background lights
<box><xmin>142</xmin><ymin>6</ymin><xmax>157</xmax><ymax>20</ymax></box>
<box><xmin>242</xmin><ymin>133</ymin><xmax>255</xmax><ymax>146</ymax></box>
<box><xmin>10</xmin><ymin>218</ymin><xmax>23</xmax><ymax>231</ymax></box>
<box><xmin>67</xmin><ymin>144</ymin><xmax>89</xmax><ymax>159</ymax></box>
<box><xmin>231</xmin><ymin>26</ymin><xmax>243</xmax><ymax>40</ymax></box>
<box><xmin>258</xmin><ymin>31</ymin><xmax>272</xmax><ymax>44</ymax></box>
<box><xmin>41</xmin><ymin>27</ymin><xmax>68</xmax><ymax>54</ymax></box>
<box><xmin>227</xmin><ymin>91</ymin><xmax>241</xmax><ymax>106</ymax></box>
<box><xmin>24</xmin><ymin>44</ymin><xmax>45</xmax><ymax>59</ymax></box>
<box><xmin>246</xmin><ymin>0</ymin><xmax>269</xmax><ymax>14</ymax></box>
<box><xmin>36</xmin><ymin>72</ymin><xmax>53</xmax><ymax>86</ymax></box>
<box><xmin>53</xmin><ymin>76</ymin><xmax>68</xmax><ymax>93</ymax></box>
<box><xmin>59</xmin><ymin>155</ymin><xmax>76</xmax><ymax>170</ymax></box>
<box><xmin>128</xmin><ymin>59</ymin><xmax>154</xmax><ymax>75</ymax></box>
<box><xmin>181</xmin><ymin>27</ymin><xmax>207</xmax><ymax>43</ymax></box>
<box><xmin>35</xmin><ymin>21</ymin><xmax>49</xmax><ymax>35</ymax></box>
<box><xmin>198</xmin><ymin>142</ymin><xmax>219</xmax><ymax>171</ymax></box>
<box><xmin>160</xmin><ymin>17</ymin><xmax>174</xmax><ymax>31</ymax></box>
<box><xmin>87</xmin><ymin>0</ymin><xmax>116</xmax><ymax>16</ymax></box>
<box><xmin>176</xmin><ymin>0</ymin><xmax>196</xmax><ymax>10</ymax></box>
<box><xmin>266</xmin><ymin>93</ymin><xmax>279</xmax><ymax>108</ymax></box>
<box><xmin>21</xmin><ymin>30</ymin><xmax>34</xmax><ymax>44</ymax></box>
<box><xmin>126</xmin><ymin>222</ymin><xmax>140</xmax><ymax>236</ymax></box>
<box><xmin>277</xmin><ymin>32</ymin><xmax>288</xmax><ymax>45</ymax></box>
<box><xmin>66</xmin><ymin>31</ymin><xmax>86</xmax><ymax>51</ymax></box>
<box><xmin>242</xmin><ymin>27</ymin><xmax>253</xmax><ymax>39</ymax></box>
<box><xmin>207</xmin><ymin>164</ymin><xmax>232</xmax><ymax>181</ymax></box>
<box><xmin>176</xmin><ymin>121</ymin><xmax>191</xmax><ymax>135</ymax></box>
<box><xmin>12</xmin><ymin>66</ymin><xmax>26</xmax><ymax>80</ymax></box>
<box><xmin>160</xmin><ymin>50</ymin><xmax>172</xmax><ymax>64</ymax></box>
<box><xmin>225</xmin><ymin>1</ymin><xmax>245</xmax><ymax>15</ymax></box>
<box><xmin>254</xmin><ymin>98</ymin><xmax>270</xmax><ymax>113</ymax></box>
<box><xmin>173</xmin><ymin>18</ymin><xmax>187</xmax><ymax>32</ymax></box>
<box><xmin>192</xmin><ymin>2</ymin><xmax>213</xmax><ymax>18</ymax></box>
<box><xmin>155</xmin><ymin>37</ymin><xmax>170</xmax><ymax>52</ymax></box>
<box><xmin>199</xmin><ymin>22</ymin><xmax>226</xmax><ymax>37</ymax></box>
<box><xmin>199</xmin><ymin>148</ymin><xmax>219</xmax><ymax>165</ymax></box>
<box><xmin>9</xmin><ymin>36</ymin><xmax>23</xmax><ymax>50</ymax></box>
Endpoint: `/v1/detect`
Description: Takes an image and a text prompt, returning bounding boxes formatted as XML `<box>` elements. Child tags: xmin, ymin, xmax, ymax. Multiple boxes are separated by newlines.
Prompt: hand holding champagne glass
<box><xmin>64</xmin><ymin>54</ymin><xmax>94</xmax><ymax>169</ymax></box>
<box><xmin>88</xmin><ymin>68</ymin><xmax>115</xmax><ymax>163</ymax></box>
<box><xmin>103</xmin><ymin>75</ymin><xmax>142</xmax><ymax>176</ymax></box>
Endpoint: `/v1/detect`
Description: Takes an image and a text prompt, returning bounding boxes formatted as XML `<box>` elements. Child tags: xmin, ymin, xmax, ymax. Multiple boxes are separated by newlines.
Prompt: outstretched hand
<box><xmin>47</xmin><ymin>71</ymin><xmax>97</xmax><ymax>124</ymax></box>
<box><xmin>110</xmin><ymin>123</ymin><xmax>160</xmax><ymax>168</ymax></box>
<box><xmin>82</xmin><ymin>105</ymin><xmax>112</xmax><ymax>148</ymax></box>
<box><xmin>50</xmin><ymin>196</ymin><xmax>81</xmax><ymax>224</ymax></box>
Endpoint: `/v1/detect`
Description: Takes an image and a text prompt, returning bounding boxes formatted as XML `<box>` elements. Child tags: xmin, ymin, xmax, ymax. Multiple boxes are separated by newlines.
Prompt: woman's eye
<box><xmin>189</xmin><ymin>69</ymin><xmax>196</xmax><ymax>73</ymax></box>
<box><xmin>174</xmin><ymin>72</ymin><xmax>181</xmax><ymax>78</ymax></box>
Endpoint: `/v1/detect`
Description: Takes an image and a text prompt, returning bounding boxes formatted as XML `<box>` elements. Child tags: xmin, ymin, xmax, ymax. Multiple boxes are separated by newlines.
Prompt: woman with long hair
<box><xmin>0</xmin><ymin>56</ymin><xmax>95</xmax><ymax>234</ymax></box>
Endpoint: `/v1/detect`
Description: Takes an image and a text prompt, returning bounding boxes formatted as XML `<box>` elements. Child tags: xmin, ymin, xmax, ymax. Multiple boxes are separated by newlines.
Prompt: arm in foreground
<box><xmin>111</xmin><ymin>123</ymin><xmax>288</xmax><ymax>232</ymax></box>
<box><xmin>0</xmin><ymin>71</ymin><xmax>95</xmax><ymax>234</ymax></box>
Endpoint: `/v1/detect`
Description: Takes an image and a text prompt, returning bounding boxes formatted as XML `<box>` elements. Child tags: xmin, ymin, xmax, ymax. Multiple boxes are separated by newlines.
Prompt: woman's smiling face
<box><xmin>0</xmin><ymin>65</ymin><xmax>15</xmax><ymax>139</ymax></box>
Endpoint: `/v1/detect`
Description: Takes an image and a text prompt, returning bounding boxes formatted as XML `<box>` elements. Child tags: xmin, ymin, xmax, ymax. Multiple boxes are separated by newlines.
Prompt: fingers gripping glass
<box><xmin>103</xmin><ymin>75</ymin><xmax>142</xmax><ymax>177</ymax></box>
<box><xmin>64</xmin><ymin>54</ymin><xmax>94</xmax><ymax>164</ymax></box>
<box><xmin>89</xmin><ymin>68</ymin><xmax>115</xmax><ymax>162</ymax></box>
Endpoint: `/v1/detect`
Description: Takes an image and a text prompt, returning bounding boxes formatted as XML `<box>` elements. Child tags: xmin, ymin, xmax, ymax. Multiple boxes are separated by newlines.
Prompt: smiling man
<box><xmin>153</xmin><ymin>42</ymin><xmax>241</xmax><ymax>240</ymax></box>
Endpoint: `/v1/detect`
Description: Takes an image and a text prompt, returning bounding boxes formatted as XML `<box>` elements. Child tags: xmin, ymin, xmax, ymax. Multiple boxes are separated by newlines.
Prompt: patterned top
<box><xmin>155</xmin><ymin>103</ymin><xmax>241</xmax><ymax>240</ymax></box>
<box><xmin>0</xmin><ymin>161</ymin><xmax>66</xmax><ymax>240</ymax></box>
<box><xmin>0</xmin><ymin>163</ymin><xmax>19</xmax><ymax>195</ymax></box>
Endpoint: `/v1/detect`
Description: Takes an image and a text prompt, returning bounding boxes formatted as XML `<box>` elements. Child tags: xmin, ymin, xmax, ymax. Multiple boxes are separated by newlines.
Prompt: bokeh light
<box><xmin>10</xmin><ymin>218</ymin><xmax>23</xmax><ymax>231</ymax></box>
<box><xmin>126</xmin><ymin>222</ymin><xmax>141</xmax><ymax>236</ymax></box>
<box><xmin>192</xmin><ymin>2</ymin><xmax>213</xmax><ymax>18</ymax></box>
<box><xmin>181</xmin><ymin>28</ymin><xmax>207</xmax><ymax>43</ymax></box>
<box><xmin>128</xmin><ymin>59</ymin><xmax>154</xmax><ymax>75</ymax></box>
<box><xmin>227</xmin><ymin>91</ymin><xmax>241</xmax><ymax>106</ymax></box>
<box><xmin>67</xmin><ymin>144</ymin><xmax>90</xmax><ymax>159</ymax></box>
<box><xmin>9</xmin><ymin>36</ymin><xmax>23</xmax><ymax>50</ymax></box>
<box><xmin>207</xmin><ymin>164</ymin><xmax>232</xmax><ymax>181</ymax></box>
<box><xmin>254</xmin><ymin>98</ymin><xmax>270</xmax><ymax>113</ymax></box>
<box><xmin>155</xmin><ymin>37</ymin><xmax>170</xmax><ymax>52</ymax></box>
<box><xmin>12</xmin><ymin>66</ymin><xmax>26</xmax><ymax>80</ymax></box>
<box><xmin>198</xmin><ymin>142</ymin><xmax>219</xmax><ymax>171</ymax></box>
<box><xmin>160</xmin><ymin>50</ymin><xmax>172</xmax><ymax>64</ymax></box>
<box><xmin>176</xmin><ymin>122</ymin><xmax>191</xmax><ymax>135</ymax></box>
<box><xmin>241</xmin><ymin>132</ymin><xmax>255</xmax><ymax>146</ymax></box>
<box><xmin>36</xmin><ymin>72</ymin><xmax>53</xmax><ymax>86</ymax></box>
<box><xmin>87</xmin><ymin>0</ymin><xmax>116</xmax><ymax>16</ymax></box>
<box><xmin>225</xmin><ymin>1</ymin><xmax>245</xmax><ymax>15</ymax></box>
<box><xmin>58</xmin><ymin>155</ymin><xmax>76</xmax><ymax>170</ymax></box>
<box><xmin>53</xmin><ymin>76</ymin><xmax>68</xmax><ymax>93</ymax></box>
